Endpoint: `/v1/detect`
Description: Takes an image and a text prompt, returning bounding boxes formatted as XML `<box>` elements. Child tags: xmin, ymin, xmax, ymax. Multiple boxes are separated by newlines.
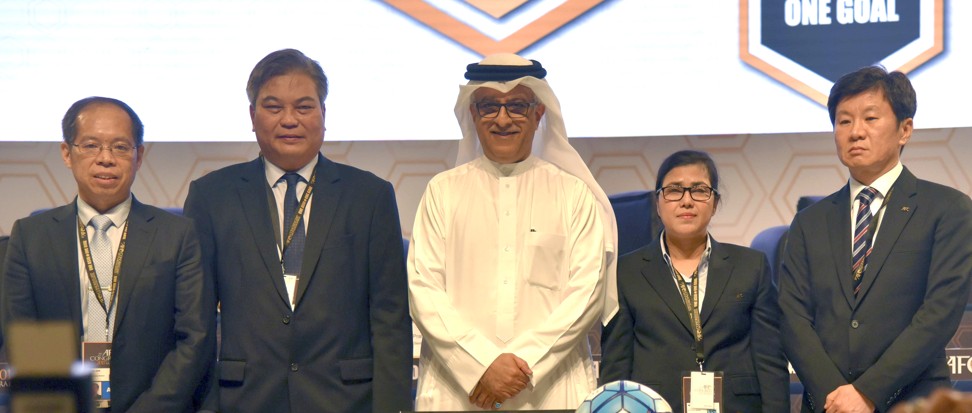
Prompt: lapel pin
<box><xmin>901</xmin><ymin>206</ymin><xmax>910</xmax><ymax>212</ymax></box>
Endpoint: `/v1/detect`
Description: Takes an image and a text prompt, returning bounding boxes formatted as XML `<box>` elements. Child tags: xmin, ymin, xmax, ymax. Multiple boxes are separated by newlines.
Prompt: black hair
<box><xmin>62</xmin><ymin>96</ymin><xmax>143</xmax><ymax>146</ymax></box>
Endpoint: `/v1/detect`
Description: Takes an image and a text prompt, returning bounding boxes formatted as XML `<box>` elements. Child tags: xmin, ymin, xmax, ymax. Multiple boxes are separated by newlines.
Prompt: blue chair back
<box><xmin>748</xmin><ymin>195</ymin><xmax>826</xmax><ymax>286</ymax></box>
<box><xmin>608</xmin><ymin>190</ymin><xmax>660</xmax><ymax>256</ymax></box>
<box><xmin>749</xmin><ymin>225</ymin><xmax>789</xmax><ymax>287</ymax></box>
<box><xmin>797</xmin><ymin>195</ymin><xmax>825</xmax><ymax>211</ymax></box>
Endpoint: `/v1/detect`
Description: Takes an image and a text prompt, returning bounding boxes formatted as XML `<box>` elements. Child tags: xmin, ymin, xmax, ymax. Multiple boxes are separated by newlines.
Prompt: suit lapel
<box><xmin>855</xmin><ymin>168</ymin><xmax>918</xmax><ymax>302</ymax></box>
<box><xmin>112</xmin><ymin>198</ymin><xmax>155</xmax><ymax>336</ymax></box>
<box><xmin>826</xmin><ymin>185</ymin><xmax>857</xmax><ymax>308</ymax></box>
<box><xmin>700</xmin><ymin>240</ymin><xmax>731</xmax><ymax>326</ymax></box>
<box><xmin>50</xmin><ymin>203</ymin><xmax>84</xmax><ymax>331</ymax></box>
<box><xmin>237</xmin><ymin>158</ymin><xmax>291</xmax><ymax>307</ymax></box>
<box><xmin>293</xmin><ymin>154</ymin><xmax>341</xmax><ymax>308</ymax></box>
<box><xmin>641</xmin><ymin>243</ymin><xmax>695</xmax><ymax>335</ymax></box>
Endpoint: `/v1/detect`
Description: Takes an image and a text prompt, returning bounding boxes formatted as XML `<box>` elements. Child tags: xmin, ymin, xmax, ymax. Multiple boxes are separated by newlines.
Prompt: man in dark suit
<box><xmin>183</xmin><ymin>49</ymin><xmax>412</xmax><ymax>413</ymax></box>
<box><xmin>1</xmin><ymin>97</ymin><xmax>214</xmax><ymax>412</ymax></box>
<box><xmin>779</xmin><ymin>66</ymin><xmax>972</xmax><ymax>413</ymax></box>
<box><xmin>0</xmin><ymin>235</ymin><xmax>8</xmax><ymax>349</ymax></box>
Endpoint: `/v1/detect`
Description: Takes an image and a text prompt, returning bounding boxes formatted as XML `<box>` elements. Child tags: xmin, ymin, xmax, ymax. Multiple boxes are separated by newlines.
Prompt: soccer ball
<box><xmin>575</xmin><ymin>380</ymin><xmax>673</xmax><ymax>413</ymax></box>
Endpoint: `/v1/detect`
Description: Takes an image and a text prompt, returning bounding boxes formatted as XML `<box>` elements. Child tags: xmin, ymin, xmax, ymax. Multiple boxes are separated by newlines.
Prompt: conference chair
<box><xmin>749</xmin><ymin>196</ymin><xmax>826</xmax><ymax>287</ymax></box>
<box><xmin>608</xmin><ymin>190</ymin><xmax>661</xmax><ymax>257</ymax></box>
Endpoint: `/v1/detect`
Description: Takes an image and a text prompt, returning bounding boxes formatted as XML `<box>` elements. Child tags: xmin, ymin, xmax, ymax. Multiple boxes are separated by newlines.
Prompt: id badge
<box><xmin>681</xmin><ymin>371</ymin><xmax>722</xmax><ymax>413</ymax></box>
<box><xmin>83</xmin><ymin>342</ymin><xmax>111</xmax><ymax>408</ymax></box>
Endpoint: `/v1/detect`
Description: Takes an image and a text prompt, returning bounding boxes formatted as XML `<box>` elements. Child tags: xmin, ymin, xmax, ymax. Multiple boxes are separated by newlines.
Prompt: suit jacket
<box><xmin>600</xmin><ymin>238</ymin><xmax>789</xmax><ymax>413</ymax></box>
<box><xmin>183</xmin><ymin>154</ymin><xmax>412</xmax><ymax>413</ymax></box>
<box><xmin>0</xmin><ymin>198</ymin><xmax>215</xmax><ymax>413</ymax></box>
<box><xmin>0</xmin><ymin>235</ymin><xmax>8</xmax><ymax>349</ymax></box>
<box><xmin>779</xmin><ymin>167</ymin><xmax>972</xmax><ymax>412</ymax></box>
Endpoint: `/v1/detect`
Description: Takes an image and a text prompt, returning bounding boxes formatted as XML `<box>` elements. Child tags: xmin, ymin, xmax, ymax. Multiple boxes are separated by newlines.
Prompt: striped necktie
<box><xmin>852</xmin><ymin>187</ymin><xmax>878</xmax><ymax>295</ymax></box>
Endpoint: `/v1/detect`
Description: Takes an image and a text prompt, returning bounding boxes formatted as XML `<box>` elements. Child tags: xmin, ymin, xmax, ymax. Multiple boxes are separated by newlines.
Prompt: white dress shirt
<box><xmin>849</xmin><ymin>162</ymin><xmax>903</xmax><ymax>247</ymax></box>
<box><xmin>659</xmin><ymin>231</ymin><xmax>713</xmax><ymax>308</ymax></box>
<box><xmin>76</xmin><ymin>195</ymin><xmax>131</xmax><ymax>342</ymax></box>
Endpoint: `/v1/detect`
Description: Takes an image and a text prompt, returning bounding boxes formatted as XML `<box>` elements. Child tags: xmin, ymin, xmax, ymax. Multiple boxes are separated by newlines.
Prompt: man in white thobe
<box><xmin>409</xmin><ymin>54</ymin><xmax>619</xmax><ymax>411</ymax></box>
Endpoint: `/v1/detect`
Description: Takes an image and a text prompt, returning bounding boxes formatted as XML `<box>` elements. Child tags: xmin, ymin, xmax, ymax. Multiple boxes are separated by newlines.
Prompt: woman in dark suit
<box><xmin>600</xmin><ymin>150</ymin><xmax>789</xmax><ymax>413</ymax></box>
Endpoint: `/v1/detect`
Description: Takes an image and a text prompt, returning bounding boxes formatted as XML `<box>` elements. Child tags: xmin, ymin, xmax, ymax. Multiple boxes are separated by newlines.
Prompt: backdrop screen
<box><xmin>1</xmin><ymin>0</ymin><xmax>969</xmax><ymax>141</ymax></box>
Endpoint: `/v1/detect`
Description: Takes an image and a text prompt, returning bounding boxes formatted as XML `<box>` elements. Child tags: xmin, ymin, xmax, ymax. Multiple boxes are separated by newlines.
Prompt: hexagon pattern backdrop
<box><xmin>6</xmin><ymin>129</ymin><xmax>972</xmax><ymax>245</ymax></box>
<box><xmin>5</xmin><ymin>130</ymin><xmax>972</xmax><ymax>411</ymax></box>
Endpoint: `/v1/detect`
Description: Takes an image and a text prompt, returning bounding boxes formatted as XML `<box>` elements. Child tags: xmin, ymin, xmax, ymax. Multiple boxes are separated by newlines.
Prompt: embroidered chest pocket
<box><xmin>525</xmin><ymin>232</ymin><xmax>566</xmax><ymax>290</ymax></box>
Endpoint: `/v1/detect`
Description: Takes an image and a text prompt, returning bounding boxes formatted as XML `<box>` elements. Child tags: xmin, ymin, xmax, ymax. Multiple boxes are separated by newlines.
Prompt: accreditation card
<box><xmin>83</xmin><ymin>342</ymin><xmax>111</xmax><ymax>408</ymax></box>
<box><xmin>681</xmin><ymin>371</ymin><xmax>721</xmax><ymax>413</ymax></box>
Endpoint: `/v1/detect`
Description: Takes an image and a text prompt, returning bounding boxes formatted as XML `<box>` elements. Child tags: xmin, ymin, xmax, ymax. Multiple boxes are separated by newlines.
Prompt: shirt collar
<box><xmin>77</xmin><ymin>195</ymin><xmax>132</xmax><ymax>228</ymax></box>
<box><xmin>264</xmin><ymin>155</ymin><xmax>319</xmax><ymax>188</ymax></box>
<box><xmin>849</xmin><ymin>161</ymin><xmax>902</xmax><ymax>201</ymax></box>
<box><xmin>478</xmin><ymin>155</ymin><xmax>537</xmax><ymax>178</ymax></box>
<box><xmin>659</xmin><ymin>230</ymin><xmax>712</xmax><ymax>273</ymax></box>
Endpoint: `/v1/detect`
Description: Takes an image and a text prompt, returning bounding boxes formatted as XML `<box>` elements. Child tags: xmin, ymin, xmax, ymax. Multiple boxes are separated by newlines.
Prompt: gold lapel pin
<box><xmin>901</xmin><ymin>206</ymin><xmax>910</xmax><ymax>212</ymax></box>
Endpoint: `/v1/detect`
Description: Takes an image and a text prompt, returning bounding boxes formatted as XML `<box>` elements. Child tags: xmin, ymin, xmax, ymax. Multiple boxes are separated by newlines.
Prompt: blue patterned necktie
<box><xmin>852</xmin><ymin>187</ymin><xmax>878</xmax><ymax>295</ymax></box>
<box><xmin>87</xmin><ymin>214</ymin><xmax>114</xmax><ymax>341</ymax></box>
<box><xmin>281</xmin><ymin>172</ymin><xmax>306</xmax><ymax>276</ymax></box>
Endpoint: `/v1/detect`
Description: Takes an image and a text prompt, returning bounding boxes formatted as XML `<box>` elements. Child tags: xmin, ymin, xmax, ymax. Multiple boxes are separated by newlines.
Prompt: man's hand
<box><xmin>825</xmin><ymin>384</ymin><xmax>875</xmax><ymax>413</ymax></box>
<box><xmin>470</xmin><ymin>382</ymin><xmax>500</xmax><ymax>410</ymax></box>
<box><xmin>468</xmin><ymin>353</ymin><xmax>533</xmax><ymax>409</ymax></box>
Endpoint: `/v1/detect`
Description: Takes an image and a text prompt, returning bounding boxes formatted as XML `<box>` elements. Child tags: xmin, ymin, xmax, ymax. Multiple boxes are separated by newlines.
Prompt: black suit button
<box><xmin>290</xmin><ymin>363</ymin><xmax>298</xmax><ymax>372</ymax></box>
<box><xmin>282</xmin><ymin>315</ymin><xmax>291</xmax><ymax>324</ymax></box>
<box><xmin>851</xmin><ymin>320</ymin><xmax>859</xmax><ymax>328</ymax></box>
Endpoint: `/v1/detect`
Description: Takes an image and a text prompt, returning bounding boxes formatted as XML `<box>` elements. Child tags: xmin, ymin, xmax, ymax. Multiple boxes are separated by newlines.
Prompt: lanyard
<box><xmin>281</xmin><ymin>169</ymin><xmax>317</xmax><ymax>258</ymax></box>
<box><xmin>854</xmin><ymin>187</ymin><xmax>893</xmax><ymax>283</ymax></box>
<box><xmin>77</xmin><ymin>216</ymin><xmax>129</xmax><ymax>341</ymax></box>
<box><xmin>673</xmin><ymin>265</ymin><xmax>704</xmax><ymax>371</ymax></box>
<box><xmin>280</xmin><ymin>169</ymin><xmax>316</xmax><ymax>307</ymax></box>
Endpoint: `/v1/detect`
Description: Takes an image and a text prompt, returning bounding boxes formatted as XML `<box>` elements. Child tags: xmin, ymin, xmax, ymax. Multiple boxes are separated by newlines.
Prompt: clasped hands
<box><xmin>825</xmin><ymin>384</ymin><xmax>875</xmax><ymax>413</ymax></box>
<box><xmin>469</xmin><ymin>353</ymin><xmax>533</xmax><ymax>410</ymax></box>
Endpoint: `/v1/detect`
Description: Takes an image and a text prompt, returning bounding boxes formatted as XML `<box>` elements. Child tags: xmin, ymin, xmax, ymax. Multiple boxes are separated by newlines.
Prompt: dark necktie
<box><xmin>282</xmin><ymin>172</ymin><xmax>306</xmax><ymax>276</ymax></box>
<box><xmin>852</xmin><ymin>187</ymin><xmax>878</xmax><ymax>295</ymax></box>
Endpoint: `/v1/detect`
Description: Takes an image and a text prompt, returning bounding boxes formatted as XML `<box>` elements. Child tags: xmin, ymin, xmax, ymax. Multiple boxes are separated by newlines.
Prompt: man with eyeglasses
<box><xmin>1</xmin><ymin>96</ymin><xmax>214</xmax><ymax>412</ymax></box>
<box><xmin>408</xmin><ymin>53</ymin><xmax>618</xmax><ymax>410</ymax></box>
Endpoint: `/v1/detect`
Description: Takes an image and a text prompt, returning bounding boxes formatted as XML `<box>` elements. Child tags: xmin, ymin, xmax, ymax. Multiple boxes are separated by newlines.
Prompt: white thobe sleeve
<box><xmin>408</xmin><ymin>182</ymin><xmax>503</xmax><ymax>395</ymax></box>
<box><xmin>506</xmin><ymin>182</ymin><xmax>606</xmax><ymax>386</ymax></box>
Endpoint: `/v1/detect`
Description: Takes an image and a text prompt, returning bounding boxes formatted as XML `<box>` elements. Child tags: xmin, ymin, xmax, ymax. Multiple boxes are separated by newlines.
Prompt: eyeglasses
<box><xmin>657</xmin><ymin>184</ymin><xmax>718</xmax><ymax>202</ymax></box>
<box><xmin>474</xmin><ymin>101</ymin><xmax>538</xmax><ymax>119</ymax></box>
<box><xmin>72</xmin><ymin>141</ymin><xmax>138</xmax><ymax>159</ymax></box>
